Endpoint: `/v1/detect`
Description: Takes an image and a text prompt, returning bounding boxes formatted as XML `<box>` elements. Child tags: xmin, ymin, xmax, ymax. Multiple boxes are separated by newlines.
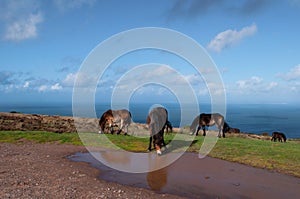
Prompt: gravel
<box><xmin>0</xmin><ymin>141</ymin><xmax>185</xmax><ymax>199</ymax></box>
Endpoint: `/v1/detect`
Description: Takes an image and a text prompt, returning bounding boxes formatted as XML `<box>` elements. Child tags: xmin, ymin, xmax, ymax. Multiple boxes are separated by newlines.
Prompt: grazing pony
<box><xmin>190</xmin><ymin>113</ymin><xmax>228</xmax><ymax>138</ymax></box>
<box><xmin>164</xmin><ymin>120</ymin><xmax>173</xmax><ymax>133</ymax></box>
<box><xmin>99</xmin><ymin>109</ymin><xmax>132</xmax><ymax>135</ymax></box>
<box><xmin>147</xmin><ymin>107</ymin><xmax>171</xmax><ymax>155</ymax></box>
<box><xmin>271</xmin><ymin>132</ymin><xmax>287</xmax><ymax>142</ymax></box>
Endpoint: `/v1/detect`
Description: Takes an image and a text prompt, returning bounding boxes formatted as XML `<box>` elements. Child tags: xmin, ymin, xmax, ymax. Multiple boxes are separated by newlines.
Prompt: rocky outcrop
<box><xmin>0</xmin><ymin>112</ymin><xmax>151</xmax><ymax>134</ymax></box>
<box><xmin>0</xmin><ymin>112</ymin><xmax>99</xmax><ymax>133</ymax></box>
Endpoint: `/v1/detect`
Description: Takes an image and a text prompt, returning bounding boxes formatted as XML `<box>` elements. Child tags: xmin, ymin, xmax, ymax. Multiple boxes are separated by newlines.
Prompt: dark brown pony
<box><xmin>147</xmin><ymin>107</ymin><xmax>171</xmax><ymax>155</ymax></box>
<box><xmin>271</xmin><ymin>132</ymin><xmax>287</xmax><ymax>142</ymax></box>
<box><xmin>99</xmin><ymin>109</ymin><xmax>132</xmax><ymax>135</ymax></box>
<box><xmin>190</xmin><ymin>113</ymin><xmax>228</xmax><ymax>138</ymax></box>
<box><xmin>164</xmin><ymin>120</ymin><xmax>173</xmax><ymax>133</ymax></box>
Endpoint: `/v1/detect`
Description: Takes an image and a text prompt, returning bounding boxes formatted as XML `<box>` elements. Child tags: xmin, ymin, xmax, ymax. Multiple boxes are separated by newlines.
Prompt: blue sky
<box><xmin>1</xmin><ymin>0</ymin><xmax>300</xmax><ymax>105</ymax></box>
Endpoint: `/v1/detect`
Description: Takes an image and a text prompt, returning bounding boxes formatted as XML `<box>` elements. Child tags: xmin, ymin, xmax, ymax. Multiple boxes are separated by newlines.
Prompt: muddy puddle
<box><xmin>69</xmin><ymin>151</ymin><xmax>300</xmax><ymax>199</ymax></box>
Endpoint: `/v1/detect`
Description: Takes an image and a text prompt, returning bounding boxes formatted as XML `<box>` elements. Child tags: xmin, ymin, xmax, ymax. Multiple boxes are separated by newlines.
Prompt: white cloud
<box><xmin>62</xmin><ymin>73</ymin><xmax>77</xmax><ymax>87</ymax></box>
<box><xmin>37</xmin><ymin>83</ymin><xmax>62</xmax><ymax>92</ymax></box>
<box><xmin>4</xmin><ymin>12</ymin><xmax>43</xmax><ymax>41</ymax></box>
<box><xmin>62</xmin><ymin>72</ymin><xmax>98</xmax><ymax>88</ymax></box>
<box><xmin>38</xmin><ymin>85</ymin><xmax>48</xmax><ymax>92</ymax></box>
<box><xmin>237</xmin><ymin>76</ymin><xmax>262</xmax><ymax>89</ymax></box>
<box><xmin>266</xmin><ymin>82</ymin><xmax>278</xmax><ymax>91</ymax></box>
<box><xmin>0</xmin><ymin>0</ymin><xmax>43</xmax><ymax>42</ymax></box>
<box><xmin>23</xmin><ymin>81</ymin><xmax>30</xmax><ymax>88</ymax></box>
<box><xmin>53</xmin><ymin>0</ymin><xmax>96</xmax><ymax>12</ymax></box>
<box><xmin>207</xmin><ymin>24</ymin><xmax>257</xmax><ymax>52</ymax></box>
<box><xmin>236</xmin><ymin>76</ymin><xmax>278</xmax><ymax>93</ymax></box>
<box><xmin>51</xmin><ymin>83</ymin><xmax>63</xmax><ymax>90</ymax></box>
<box><xmin>279</xmin><ymin>64</ymin><xmax>300</xmax><ymax>81</ymax></box>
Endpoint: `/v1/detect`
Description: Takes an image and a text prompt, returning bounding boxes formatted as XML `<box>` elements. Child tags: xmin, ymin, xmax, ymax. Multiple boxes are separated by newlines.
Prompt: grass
<box><xmin>1</xmin><ymin>131</ymin><xmax>300</xmax><ymax>177</ymax></box>
<box><xmin>0</xmin><ymin>131</ymin><xmax>83</xmax><ymax>145</ymax></box>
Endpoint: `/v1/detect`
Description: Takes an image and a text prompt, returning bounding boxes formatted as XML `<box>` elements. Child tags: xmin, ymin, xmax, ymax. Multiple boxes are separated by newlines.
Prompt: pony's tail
<box><xmin>128</xmin><ymin>111</ymin><xmax>133</xmax><ymax>124</ymax></box>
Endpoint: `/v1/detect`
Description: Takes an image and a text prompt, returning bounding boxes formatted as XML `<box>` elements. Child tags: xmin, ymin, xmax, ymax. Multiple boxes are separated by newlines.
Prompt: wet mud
<box><xmin>69</xmin><ymin>151</ymin><xmax>300</xmax><ymax>199</ymax></box>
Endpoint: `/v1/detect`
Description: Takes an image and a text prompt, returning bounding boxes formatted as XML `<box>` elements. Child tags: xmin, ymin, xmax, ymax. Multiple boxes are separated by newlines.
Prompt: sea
<box><xmin>1</xmin><ymin>103</ymin><xmax>300</xmax><ymax>139</ymax></box>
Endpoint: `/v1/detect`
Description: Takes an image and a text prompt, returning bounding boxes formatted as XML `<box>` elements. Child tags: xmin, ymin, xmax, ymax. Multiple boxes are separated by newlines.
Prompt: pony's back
<box><xmin>148</xmin><ymin>107</ymin><xmax>168</xmax><ymax>136</ymax></box>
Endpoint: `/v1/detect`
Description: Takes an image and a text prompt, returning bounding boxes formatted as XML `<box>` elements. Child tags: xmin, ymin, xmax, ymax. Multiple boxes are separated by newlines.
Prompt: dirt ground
<box><xmin>2</xmin><ymin>141</ymin><xmax>300</xmax><ymax>199</ymax></box>
<box><xmin>0</xmin><ymin>141</ymin><xmax>185</xmax><ymax>199</ymax></box>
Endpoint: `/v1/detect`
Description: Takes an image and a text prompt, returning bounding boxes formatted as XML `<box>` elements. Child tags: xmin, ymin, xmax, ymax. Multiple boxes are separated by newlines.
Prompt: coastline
<box><xmin>1</xmin><ymin>102</ymin><xmax>300</xmax><ymax>138</ymax></box>
<box><xmin>1</xmin><ymin>112</ymin><xmax>298</xmax><ymax>140</ymax></box>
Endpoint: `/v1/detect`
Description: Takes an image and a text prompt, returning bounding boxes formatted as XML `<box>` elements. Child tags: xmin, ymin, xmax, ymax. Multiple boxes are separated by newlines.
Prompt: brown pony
<box><xmin>190</xmin><ymin>113</ymin><xmax>228</xmax><ymax>138</ymax></box>
<box><xmin>164</xmin><ymin>120</ymin><xmax>173</xmax><ymax>133</ymax></box>
<box><xmin>99</xmin><ymin>109</ymin><xmax>132</xmax><ymax>135</ymax></box>
<box><xmin>271</xmin><ymin>132</ymin><xmax>287</xmax><ymax>142</ymax></box>
<box><xmin>147</xmin><ymin>107</ymin><xmax>171</xmax><ymax>155</ymax></box>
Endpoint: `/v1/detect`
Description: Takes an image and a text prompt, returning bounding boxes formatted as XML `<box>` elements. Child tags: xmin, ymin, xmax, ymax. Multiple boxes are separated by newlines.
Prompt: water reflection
<box><xmin>88</xmin><ymin>149</ymin><xmax>182</xmax><ymax>173</ymax></box>
<box><xmin>69</xmin><ymin>151</ymin><xmax>300</xmax><ymax>199</ymax></box>
<box><xmin>147</xmin><ymin>168</ymin><xmax>168</xmax><ymax>191</ymax></box>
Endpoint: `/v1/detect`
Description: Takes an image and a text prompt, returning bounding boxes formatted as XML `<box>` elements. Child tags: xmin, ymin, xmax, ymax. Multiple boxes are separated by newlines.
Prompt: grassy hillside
<box><xmin>1</xmin><ymin>131</ymin><xmax>299</xmax><ymax>177</ymax></box>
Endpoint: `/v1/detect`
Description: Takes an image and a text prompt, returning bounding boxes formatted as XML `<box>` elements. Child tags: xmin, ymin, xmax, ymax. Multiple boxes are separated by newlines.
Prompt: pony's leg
<box><xmin>222</xmin><ymin>127</ymin><xmax>226</xmax><ymax>138</ymax></box>
<box><xmin>217</xmin><ymin>129</ymin><xmax>221</xmax><ymax>138</ymax></box>
<box><xmin>196</xmin><ymin>126</ymin><xmax>201</xmax><ymax>136</ymax></box>
<box><xmin>109</xmin><ymin>125</ymin><xmax>114</xmax><ymax>134</ymax></box>
<box><xmin>117</xmin><ymin>120</ymin><xmax>124</xmax><ymax>135</ymax></box>
<box><xmin>161</xmin><ymin>130</ymin><xmax>167</xmax><ymax>148</ymax></box>
<box><xmin>124</xmin><ymin>124</ymin><xmax>128</xmax><ymax>135</ymax></box>
<box><xmin>202</xmin><ymin>126</ymin><xmax>206</xmax><ymax>136</ymax></box>
<box><xmin>148</xmin><ymin>136</ymin><xmax>152</xmax><ymax>151</ymax></box>
<box><xmin>218</xmin><ymin>124</ymin><xmax>223</xmax><ymax>138</ymax></box>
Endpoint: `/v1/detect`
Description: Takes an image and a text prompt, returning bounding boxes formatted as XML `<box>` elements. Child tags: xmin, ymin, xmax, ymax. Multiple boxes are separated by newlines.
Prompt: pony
<box><xmin>98</xmin><ymin>109</ymin><xmax>132</xmax><ymax>135</ymax></box>
<box><xmin>164</xmin><ymin>120</ymin><xmax>173</xmax><ymax>134</ymax></box>
<box><xmin>227</xmin><ymin>127</ymin><xmax>240</xmax><ymax>134</ymax></box>
<box><xmin>271</xmin><ymin>132</ymin><xmax>287</xmax><ymax>142</ymax></box>
<box><xmin>190</xmin><ymin>113</ymin><xmax>228</xmax><ymax>138</ymax></box>
<box><xmin>147</xmin><ymin>107</ymin><xmax>171</xmax><ymax>155</ymax></box>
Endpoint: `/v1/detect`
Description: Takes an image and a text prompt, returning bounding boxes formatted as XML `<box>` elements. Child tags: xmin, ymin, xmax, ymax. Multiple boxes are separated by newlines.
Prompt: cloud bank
<box><xmin>168</xmin><ymin>0</ymin><xmax>271</xmax><ymax>20</ymax></box>
<box><xmin>279</xmin><ymin>64</ymin><xmax>300</xmax><ymax>81</ymax></box>
<box><xmin>207</xmin><ymin>24</ymin><xmax>257</xmax><ymax>52</ymax></box>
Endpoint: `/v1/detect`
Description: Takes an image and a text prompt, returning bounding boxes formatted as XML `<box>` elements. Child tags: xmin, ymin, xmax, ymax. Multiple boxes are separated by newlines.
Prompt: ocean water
<box><xmin>1</xmin><ymin>103</ymin><xmax>300</xmax><ymax>138</ymax></box>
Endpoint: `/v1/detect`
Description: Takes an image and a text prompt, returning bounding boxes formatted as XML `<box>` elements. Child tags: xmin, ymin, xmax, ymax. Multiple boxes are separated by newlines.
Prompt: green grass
<box><xmin>0</xmin><ymin>131</ymin><xmax>83</xmax><ymax>145</ymax></box>
<box><xmin>1</xmin><ymin>131</ymin><xmax>300</xmax><ymax>177</ymax></box>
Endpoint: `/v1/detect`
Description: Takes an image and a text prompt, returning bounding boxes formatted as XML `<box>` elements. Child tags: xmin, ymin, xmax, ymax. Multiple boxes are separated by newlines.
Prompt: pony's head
<box><xmin>99</xmin><ymin>110</ymin><xmax>114</xmax><ymax>134</ymax></box>
<box><xmin>105</xmin><ymin>116</ymin><xmax>114</xmax><ymax>127</ymax></box>
<box><xmin>223</xmin><ymin>122</ymin><xmax>230</xmax><ymax>133</ymax></box>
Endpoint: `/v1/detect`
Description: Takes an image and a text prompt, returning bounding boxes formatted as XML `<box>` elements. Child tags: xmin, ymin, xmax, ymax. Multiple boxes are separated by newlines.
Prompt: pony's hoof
<box><xmin>156</xmin><ymin>150</ymin><xmax>162</xmax><ymax>155</ymax></box>
<box><xmin>98</xmin><ymin>131</ymin><xmax>103</xmax><ymax>134</ymax></box>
